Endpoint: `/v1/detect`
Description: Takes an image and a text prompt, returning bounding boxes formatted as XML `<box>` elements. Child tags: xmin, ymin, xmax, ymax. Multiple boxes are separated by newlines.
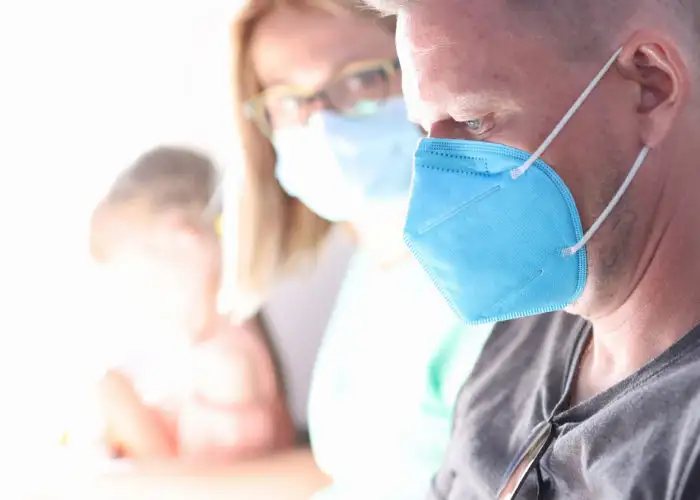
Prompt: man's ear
<box><xmin>616</xmin><ymin>32</ymin><xmax>691</xmax><ymax>148</ymax></box>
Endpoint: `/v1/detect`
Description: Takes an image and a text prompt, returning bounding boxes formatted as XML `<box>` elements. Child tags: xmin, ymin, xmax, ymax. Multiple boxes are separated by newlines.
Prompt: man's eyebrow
<box><xmin>360</xmin><ymin>0</ymin><xmax>412</xmax><ymax>16</ymax></box>
<box><xmin>405</xmin><ymin>92</ymin><xmax>518</xmax><ymax>130</ymax></box>
<box><xmin>451</xmin><ymin>93</ymin><xmax>494</xmax><ymax>114</ymax></box>
<box><xmin>449</xmin><ymin>91</ymin><xmax>520</xmax><ymax>117</ymax></box>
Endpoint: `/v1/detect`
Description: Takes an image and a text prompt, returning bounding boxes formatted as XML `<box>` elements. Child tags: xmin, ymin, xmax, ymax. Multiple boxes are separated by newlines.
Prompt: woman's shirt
<box><xmin>308</xmin><ymin>249</ymin><xmax>494</xmax><ymax>499</ymax></box>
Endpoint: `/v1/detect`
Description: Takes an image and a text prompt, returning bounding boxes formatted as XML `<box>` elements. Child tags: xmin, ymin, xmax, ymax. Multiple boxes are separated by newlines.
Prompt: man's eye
<box><xmin>466</xmin><ymin>118</ymin><xmax>483</xmax><ymax>131</ymax></box>
<box><xmin>346</xmin><ymin>68</ymin><xmax>385</xmax><ymax>90</ymax></box>
<box><xmin>463</xmin><ymin>114</ymin><xmax>495</xmax><ymax>136</ymax></box>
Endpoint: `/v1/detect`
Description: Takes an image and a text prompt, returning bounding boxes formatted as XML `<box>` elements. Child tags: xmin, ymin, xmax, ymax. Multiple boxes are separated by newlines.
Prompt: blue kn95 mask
<box><xmin>403</xmin><ymin>48</ymin><xmax>651</xmax><ymax>325</ymax></box>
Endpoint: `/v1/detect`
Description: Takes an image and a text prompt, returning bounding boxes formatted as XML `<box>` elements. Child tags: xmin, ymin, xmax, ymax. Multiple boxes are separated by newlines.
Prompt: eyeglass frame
<box><xmin>243</xmin><ymin>57</ymin><xmax>401</xmax><ymax>138</ymax></box>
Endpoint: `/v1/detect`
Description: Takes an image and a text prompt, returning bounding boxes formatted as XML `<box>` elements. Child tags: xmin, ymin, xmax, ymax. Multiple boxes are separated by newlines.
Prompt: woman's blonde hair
<box><xmin>230</xmin><ymin>0</ymin><xmax>396</xmax><ymax>298</ymax></box>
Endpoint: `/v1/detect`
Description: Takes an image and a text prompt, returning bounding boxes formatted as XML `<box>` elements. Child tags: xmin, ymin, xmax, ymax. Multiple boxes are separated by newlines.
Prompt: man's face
<box><xmin>396</xmin><ymin>0</ymin><xmax>647</xmax><ymax>310</ymax></box>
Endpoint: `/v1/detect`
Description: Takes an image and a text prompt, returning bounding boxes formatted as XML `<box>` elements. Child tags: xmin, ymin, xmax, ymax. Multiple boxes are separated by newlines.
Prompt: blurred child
<box><xmin>84</xmin><ymin>146</ymin><xmax>294</xmax><ymax>463</ymax></box>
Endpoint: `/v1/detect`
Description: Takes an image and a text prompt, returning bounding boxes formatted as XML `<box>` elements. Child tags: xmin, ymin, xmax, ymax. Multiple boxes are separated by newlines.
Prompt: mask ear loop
<box><xmin>505</xmin><ymin>47</ymin><xmax>651</xmax><ymax>258</ymax></box>
<box><xmin>562</xmin><ymin>146</ymin><xmax>649</xmax><ymax>257</ymax></box>
<box><xmin>510</xmin><ymin>47</ymin><xmax>624</xmax><ymax>180</ymax></box>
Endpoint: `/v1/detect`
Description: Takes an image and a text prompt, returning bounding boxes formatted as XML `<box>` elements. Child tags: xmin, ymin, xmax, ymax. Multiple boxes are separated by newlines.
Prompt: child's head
<box><xmin>90</xmin><ymin>146</ymin><xmax>222</xmax><ymax>341</ymax></box>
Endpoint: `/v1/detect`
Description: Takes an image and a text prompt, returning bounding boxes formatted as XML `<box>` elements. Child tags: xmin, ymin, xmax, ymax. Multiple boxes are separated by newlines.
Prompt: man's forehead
<box><xmin>397</xmin><ymin>6</ymin><xmax>523</xmax><ymax>122</ymax></box>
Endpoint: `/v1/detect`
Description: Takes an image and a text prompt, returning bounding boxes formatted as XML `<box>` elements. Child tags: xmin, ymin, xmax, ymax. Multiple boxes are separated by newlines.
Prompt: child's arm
<box><xmin>98</xmin><ymin>369</ymin><xmax>177</xmax><ymax>459</ymax></box>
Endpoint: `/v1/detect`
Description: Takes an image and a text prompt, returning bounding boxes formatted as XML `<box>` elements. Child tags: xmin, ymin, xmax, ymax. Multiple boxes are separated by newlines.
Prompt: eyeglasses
<box><xmin>244</xmin><ymin>58</ymin><xmax>400</xmax><ymax>137</ymax></box>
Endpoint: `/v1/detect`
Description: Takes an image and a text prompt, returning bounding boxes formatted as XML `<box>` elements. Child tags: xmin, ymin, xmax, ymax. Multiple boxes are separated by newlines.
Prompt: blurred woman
<box><xmin>228</xmin><ymin>0</ymin><xmax>494</xmax><ymax>498</ymax></box>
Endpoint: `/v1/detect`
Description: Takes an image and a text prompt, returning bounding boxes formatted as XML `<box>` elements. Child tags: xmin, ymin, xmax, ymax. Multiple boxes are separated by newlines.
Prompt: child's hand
<box><xmin>98</xmin><ymin>369</ymin><xmax>178</xmax><ymax>460</ymax></box>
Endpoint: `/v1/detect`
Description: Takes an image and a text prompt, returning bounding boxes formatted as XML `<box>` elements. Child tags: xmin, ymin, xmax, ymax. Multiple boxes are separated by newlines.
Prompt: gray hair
<box><xmin>364</xmin><ymin>0</ymin><xmax>699</xmax><ymax>59</ymax></box>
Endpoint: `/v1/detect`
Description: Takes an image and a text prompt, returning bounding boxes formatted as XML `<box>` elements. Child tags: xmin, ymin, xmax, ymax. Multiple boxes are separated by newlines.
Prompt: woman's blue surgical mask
<box><xmin>274</xmin><ymin>97</ymin><xmax>422</xmax><ymax>222</ymax></box>
<box><xmin>403</xmin><ymin>48</ymin><xmax>651</xmax><ymax>325</ymax></box>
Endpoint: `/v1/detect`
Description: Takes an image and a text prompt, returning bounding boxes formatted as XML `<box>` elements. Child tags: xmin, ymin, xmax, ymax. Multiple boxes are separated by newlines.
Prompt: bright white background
<box><xmin>0</xmin><ymin>1</ymin><xmax>351</xmax><ymax>450</ymax></box>
<box><xmin>1</xmin><ymin>0</ymin><xmax>250</xmax><ymax>453</ymax></box>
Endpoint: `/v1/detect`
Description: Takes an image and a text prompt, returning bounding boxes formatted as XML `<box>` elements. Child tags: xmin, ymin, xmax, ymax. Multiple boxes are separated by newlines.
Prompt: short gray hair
<box><xmin>363</xmin><ymin>0</ymin><xmax>699</xmax><ymax>58</ymax></box>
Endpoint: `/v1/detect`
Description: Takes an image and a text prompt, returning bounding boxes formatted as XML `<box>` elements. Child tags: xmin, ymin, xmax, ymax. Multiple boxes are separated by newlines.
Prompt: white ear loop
<box><xmin>510</xmin><ymin>47</ymin><xmax>623</xmax><ymax>180</ymax></box>
<box><xmin>562</xmin><ymin>146</ymin><xmax>649</xmax><ymax>257</ymax></box>
<box><xmin>507</xmin><ymin>47</ymin><xmax>652</xmax><ymax>257</ymax></box>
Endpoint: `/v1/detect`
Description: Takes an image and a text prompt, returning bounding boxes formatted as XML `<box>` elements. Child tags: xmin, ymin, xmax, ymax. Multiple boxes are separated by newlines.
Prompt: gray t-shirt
<box><xmin>430</xmin><ymin>312</ymin><xmax>700</xmax><ymax>499</ymax></box>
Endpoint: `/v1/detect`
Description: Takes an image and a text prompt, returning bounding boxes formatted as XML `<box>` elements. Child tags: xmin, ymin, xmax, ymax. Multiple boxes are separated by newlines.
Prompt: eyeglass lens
<box><xmin>263</xmin><ymin>63</ymin><xmax>393</xmax><ymax>130</ymax></box>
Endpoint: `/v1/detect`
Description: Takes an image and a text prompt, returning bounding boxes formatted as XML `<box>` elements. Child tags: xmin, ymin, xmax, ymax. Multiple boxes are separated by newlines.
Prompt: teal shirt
<box><xmin>308</xmin><ymin>250</ymin><xmax>493</xmax><ymax>499</ymax></box>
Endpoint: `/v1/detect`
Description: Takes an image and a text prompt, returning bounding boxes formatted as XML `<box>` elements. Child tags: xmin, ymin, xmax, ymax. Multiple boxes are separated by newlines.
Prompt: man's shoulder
<box><xmin>437</xmin><ymin>316</ymin><xmax>700</xmax><ymax>499</ymax></box>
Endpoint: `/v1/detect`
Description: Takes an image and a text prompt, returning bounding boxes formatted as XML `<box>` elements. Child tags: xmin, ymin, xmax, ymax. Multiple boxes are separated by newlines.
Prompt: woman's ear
<box><xmin>616</xmin><ymin>32</ymin><xmax>690</xmax><ymax>148</ymax></box>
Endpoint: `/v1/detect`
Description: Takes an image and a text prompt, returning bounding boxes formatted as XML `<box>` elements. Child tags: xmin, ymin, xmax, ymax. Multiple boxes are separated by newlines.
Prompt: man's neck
<box><xmin>573</xmin><ymin>208</ymin><xmax>700</xmax><ymax>403</ymax></box>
